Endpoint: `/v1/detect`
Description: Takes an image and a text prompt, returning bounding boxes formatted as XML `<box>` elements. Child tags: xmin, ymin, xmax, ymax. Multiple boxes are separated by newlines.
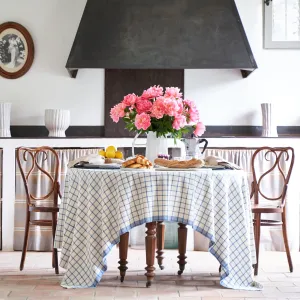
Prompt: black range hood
<box><xmin>66</xmin><ymin>0</ymin><xmax>257</xmax><ymax>78</ymax></box>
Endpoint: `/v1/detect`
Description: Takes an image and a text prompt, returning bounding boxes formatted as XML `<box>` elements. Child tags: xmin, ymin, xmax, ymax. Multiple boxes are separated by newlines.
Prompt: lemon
<box><xmin>98</xmin><ymin>150</ymin><xmax>106</xmax><ymax>157</ymax></box>
<box><xmin>115</xmin><ymin>151</ymin><xmax>123</xmax><ymax>159</ymax></box>
<box><xmin>106</xmin><ymin>150</ymin><xmax>116</xmax><ymax>158</ymax></box>
<box><xmin>106</xmin><ymin>145</ymin><xmax>117</xmax><ymax>152</ymax></box>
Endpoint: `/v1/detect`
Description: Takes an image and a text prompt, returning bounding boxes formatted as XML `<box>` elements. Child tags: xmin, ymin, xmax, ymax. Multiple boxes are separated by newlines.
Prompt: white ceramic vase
<box><xmin>261</xmin><ymin>103</ymin><xmax>278</xmax><ymax>137</ymax></box>
<box><xmin>44</xmin><ymin>109</ymin><xmax>70</xmax><ymax>137</ymax></box>
<box><xmin>145</xmin><ymin>131</ymin><xmax>168</xmax><ymax>162</ymax></box>
<box><xmin>0</xmin><ymin>103</ymin><xmax>11</xmax><ymax>137</ymax></box>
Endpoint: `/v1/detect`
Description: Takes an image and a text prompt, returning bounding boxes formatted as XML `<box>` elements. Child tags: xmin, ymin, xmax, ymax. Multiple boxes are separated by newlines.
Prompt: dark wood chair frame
<box><xmin>17</xmin><ymin>146</ymin><xmax>61</xmax><ymax>274</ymax></box>
<box><xmin>251</xmin><ymin>147</ymin><xmax>294</xmax><ymax>275</ymax></box>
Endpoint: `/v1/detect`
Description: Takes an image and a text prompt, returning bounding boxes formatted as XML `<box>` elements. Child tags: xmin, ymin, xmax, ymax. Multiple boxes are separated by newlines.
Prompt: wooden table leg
<box><xmin>118</xmin><ymin>232</ymin><xmax>129</xmax><ymax>282</ymax></box>
<box><xmin>177</xmin><ymin>223</ymin><xmax>187</xmax><ymax>275</ymax></box>
<box><xmin>145</xmin><ymin>222</ymin><xmax>156</xmax><ymax>287</ymax></box>
<box><xmin>156</xmin><ymin>221</ymin><xmax>165</xmax><ymax>270</ymax></box>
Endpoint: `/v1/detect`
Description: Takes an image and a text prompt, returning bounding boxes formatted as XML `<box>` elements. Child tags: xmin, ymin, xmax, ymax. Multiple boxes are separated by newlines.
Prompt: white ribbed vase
<box><xmin>0</xmin><ymin>103</ymin><xmax>11</xmax><ymax>137</ymax></box>
<box><xmin>261</xmin><ymin>103</ymin><xmax>278</xmax><ymax>137</ymax></box>
<box><xmin>44</xmin><ymin>109</ymin><xmax>70</xmax><ymax>137</ymax></box>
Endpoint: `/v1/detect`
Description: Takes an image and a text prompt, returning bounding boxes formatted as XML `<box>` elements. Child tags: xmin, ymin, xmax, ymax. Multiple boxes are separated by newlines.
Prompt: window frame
<box><xmin>264</xmin><ymin>0</ymin><xmax>300</xmax><ymax>49</ymax></box>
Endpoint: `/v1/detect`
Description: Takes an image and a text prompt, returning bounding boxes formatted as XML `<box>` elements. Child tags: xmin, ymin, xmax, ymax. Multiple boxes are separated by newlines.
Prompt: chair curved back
<box><xmin>16</xmin><ymin>146</ymin><xmax>60</xmax><ymax>207</ymax></box>
<box><xmin>251</xmin><ymin>147</ymin><xmax>294</xmax><ymax>207</ymax></box>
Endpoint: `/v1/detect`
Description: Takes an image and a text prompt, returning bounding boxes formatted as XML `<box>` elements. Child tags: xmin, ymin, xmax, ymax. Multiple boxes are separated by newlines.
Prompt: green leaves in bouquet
<box><xmin>123</xmin><ymin>109</ymin><xmax>137</xmax><ymax>132</ymax></box>
<box><xmin>150</xmin><ymin>115</ymin><xmax>191</xmax><ymax>140</ymax></box>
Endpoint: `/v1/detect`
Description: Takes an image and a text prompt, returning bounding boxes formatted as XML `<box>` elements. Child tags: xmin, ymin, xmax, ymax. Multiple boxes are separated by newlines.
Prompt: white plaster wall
<box><xmin>187</xmin><ymin>0</ymin><xmax>300</xmax><ymax>126</ymax></box>
<box><xmin>0</xmin><ymin>0</ymin><xmax>104</xmax><ymax>126</ymax></box>
<box><xmin>0</xmin><ymin>0</ymin><xmax>299</xmax><ymax>126</ymax></box>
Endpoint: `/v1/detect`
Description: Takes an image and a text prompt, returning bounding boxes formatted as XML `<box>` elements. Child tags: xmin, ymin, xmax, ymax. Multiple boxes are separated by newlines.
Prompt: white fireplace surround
<box><xmin>1</xmin><ymin>137</ymin><xmax>300</xmax><ymax>252</ymax></box>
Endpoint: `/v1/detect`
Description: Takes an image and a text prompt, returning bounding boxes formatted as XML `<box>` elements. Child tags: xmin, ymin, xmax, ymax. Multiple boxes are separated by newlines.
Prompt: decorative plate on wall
<box><xmin>0</xmin><ymin>22</ymin><xmax>34</xmax><ymax>79</ymax></box>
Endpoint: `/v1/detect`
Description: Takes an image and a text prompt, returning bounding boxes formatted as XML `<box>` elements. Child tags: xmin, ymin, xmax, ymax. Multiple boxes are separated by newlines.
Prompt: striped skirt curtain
<box><xmin>14</xmin><ymin>148</ymin><xmax>102</xmax><ymax>251</ymax></box>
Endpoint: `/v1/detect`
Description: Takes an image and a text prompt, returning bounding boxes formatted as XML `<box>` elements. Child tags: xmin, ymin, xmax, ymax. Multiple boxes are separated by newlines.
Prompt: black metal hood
<box><xmin>66</xmin><ymin>0</ymin><xmax>257</xmax><ymax>78</ymax></box>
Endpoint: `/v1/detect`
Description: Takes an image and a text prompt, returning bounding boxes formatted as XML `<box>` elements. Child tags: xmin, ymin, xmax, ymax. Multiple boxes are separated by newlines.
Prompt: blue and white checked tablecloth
<box><xmin>55</xmin><ymin>168</ymin><xmax>262</xmax><ymax>290</ymax></box>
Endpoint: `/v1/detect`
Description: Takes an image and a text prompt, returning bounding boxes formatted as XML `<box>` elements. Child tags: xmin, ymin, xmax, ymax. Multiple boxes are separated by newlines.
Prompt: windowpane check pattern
<box><xmin>55</xmin><ymin>168</ymin><xmax>262</xmax><ymax>291</ymax></box>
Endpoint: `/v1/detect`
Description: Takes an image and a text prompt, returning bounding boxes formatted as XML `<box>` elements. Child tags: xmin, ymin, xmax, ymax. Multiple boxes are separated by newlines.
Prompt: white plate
<box><xmin>120</xmin><ymin>168</ymin><xmax>153</xmax><ymax>171</ymax></box>
<box><xmin>155</xmin><ymin>167</ymin><xmax>208</xmax><ymax>171</ymax></box>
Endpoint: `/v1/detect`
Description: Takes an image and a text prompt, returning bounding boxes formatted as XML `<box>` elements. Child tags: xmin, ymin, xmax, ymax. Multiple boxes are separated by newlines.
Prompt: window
<box><xmin>264</xmin><ymin>0</ymin><xmax>300</xmax><ymax>48</ymax></box>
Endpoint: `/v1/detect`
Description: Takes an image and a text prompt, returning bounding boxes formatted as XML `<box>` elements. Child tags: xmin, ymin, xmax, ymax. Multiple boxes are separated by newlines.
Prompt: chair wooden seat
<box><xmin>29</xmin><ymin>220</ymin><xmax>53</xmax><ymax>226</ymax></box>
<box><xmin>29</xmin><ymin>205</ymin><xmax>60</xmax><ymax>213</ymax></box>
<box><xmin>252</xmin><ymin>204</ymin><xmax>283</xmax><ymax>213</ymax></box>
<box><xmin>17</xmin><ymin>146</ymin><xmax>61</xmax><ymax>275</ymax></box>
<box><xmin>251</xmin><ymin>147</ymin><xmax>294</xmax><ymax>275</ymax></box>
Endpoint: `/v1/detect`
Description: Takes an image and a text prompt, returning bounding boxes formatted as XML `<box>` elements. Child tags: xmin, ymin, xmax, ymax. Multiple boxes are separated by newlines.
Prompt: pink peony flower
<box><xmin>184</xmin><ymin>99</ymin><xmax>199</xmax><ymax>123</ymax></box>
<box><xmin>177</xmin><ymin>99</ymin><xmax>184</xmax><ymax>114</ymax></box>
<box><xmin>172</xmin><ymin>114</ymin><xmax>187</xmax><ymax>130</ymax></box>
<box><xmin>136</xmin><ymin>98</ymin><xmax>153</xmax><ymax>114</ymax></box>
<box><xmin>189</xmin><ymin>107</ymin><xmax>200</xmax><ymax>123</ymax></box>
<box><xmin>110</xmin><ymin>103</ymin><xmax>126</xmax><ymax>123</ymax></box>
<box><xmin>164</xmin><ymin>97</ymin><xmax>180</xmax><ymax>117</ymax></box>
<box><xmin>183</xmin><ymin>99</ymin><xmax>197</xmax><ymax>109</ymax></box>
<box><xmin>122</xmin><ymin>93</ymin><xmax>138</xmax><ymax>106</ymax></box>
<box><xmin>141</xmin><ymin>85</ymin><xmax>163</xmax><ymax>99</ymax></box>
<box><xmin>194</xmin><ymin>122</ymin><xmax>206</xmax><ymax>137</ymax></box>
<box><xmin>151</xmin><ymin>97</ymin><xmax>165</xmax><ymax>119</ymax></box>
<box><xmin>135</xmin><ymin>113</ymin><xmax>151</xmax><ymax>130</ymax></box>
<box><xmin>165</xmin><ymin>87</ymin><xmax>183</xmax><ymax>99</ymax></box>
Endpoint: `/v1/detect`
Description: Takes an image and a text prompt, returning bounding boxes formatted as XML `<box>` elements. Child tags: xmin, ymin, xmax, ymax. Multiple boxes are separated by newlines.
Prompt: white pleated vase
<box><xmin>145</xmin><ymin>131</ymin><xmax>168</xmax><ymax>162</ymax></box>
<box><xmin>0</xmin><ymin>103</ymin><xmax>11</xmax><ymax>137</ymax></box>
<box><xmin>44</xmin><ymin>109</ymin><xmax>70</xmax><ymax>137</ymax></box>
<box><xmin>261</xmin><ymin>103</ymin><xmax>278</xmax><ymax>137</ymax></box>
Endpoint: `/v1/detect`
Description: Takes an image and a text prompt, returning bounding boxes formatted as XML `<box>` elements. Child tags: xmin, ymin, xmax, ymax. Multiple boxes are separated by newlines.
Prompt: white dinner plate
<box><xmin>120</xmin><ymin>168</ymin><xmax>153</xmax><ymax>171</ymax></box>
<box><xmin>155</xmin><ymin>167</ymin><xmax>209</xmax><ymax>171</ymax></box>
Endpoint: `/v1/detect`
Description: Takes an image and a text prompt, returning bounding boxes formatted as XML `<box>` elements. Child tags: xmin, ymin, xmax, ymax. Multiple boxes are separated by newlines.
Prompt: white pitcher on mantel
<box><xmin>261</xmin><ymin>103</ymin><xmax>278</xmax><ymax>137</ymax></box>
<box><xmin>132</xmin><ymin>131</ymin><xmax>169</xmax><ymax>162</ymax></box>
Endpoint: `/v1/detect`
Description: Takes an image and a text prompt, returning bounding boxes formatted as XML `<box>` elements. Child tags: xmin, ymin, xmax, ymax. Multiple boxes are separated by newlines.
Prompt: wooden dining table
<box><xmin>54</xmin><ymin>167</ymin><xmax>262</xmax><ymax>290</ymax></box>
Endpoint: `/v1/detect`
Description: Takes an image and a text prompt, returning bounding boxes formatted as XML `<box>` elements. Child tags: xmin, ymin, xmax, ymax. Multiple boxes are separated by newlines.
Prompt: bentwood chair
<box><xmin>17</xmin><ymin>146</ymin><xmax>61</xmax><ymax>274</ymax></box>
<box><xmin>251</xmin><ymin>147</ymin><xmax>294</xmax><ymax>275</ymax></box>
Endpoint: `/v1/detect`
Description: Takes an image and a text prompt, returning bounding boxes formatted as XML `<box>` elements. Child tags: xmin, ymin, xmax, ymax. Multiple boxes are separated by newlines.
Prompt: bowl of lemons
<box><xmin>99</xmin><ymin>146</ymin><xmax>124</xmax><ymax>160</ymax></box>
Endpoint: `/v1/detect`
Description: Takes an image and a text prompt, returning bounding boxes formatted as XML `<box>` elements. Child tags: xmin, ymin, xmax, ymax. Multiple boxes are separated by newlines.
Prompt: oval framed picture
<box><xmin>0</xmin><ymin>22</ymin><xmax>34</xmax><ymax>79</ymax></box>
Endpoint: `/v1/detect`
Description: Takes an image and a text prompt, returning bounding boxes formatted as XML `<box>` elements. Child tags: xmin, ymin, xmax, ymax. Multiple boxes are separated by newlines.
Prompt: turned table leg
<box><xmin>118</xmin><ymin>232</ymin><xmax>129</xmax><ymax>282</ymax></box>
<box><xmin>156</xmin><ymin>221</ymin><xmax>165</xmax><ymax>270</ymax></box>
<box><xmin>177</xmin><ymin>223</ymin><xmax>187</xmax><ymax>275</ymax></box>
<box><xmin>145</xmin><ymin>222</ymin><xmax>156</xmax><ymax>287</ymax></box>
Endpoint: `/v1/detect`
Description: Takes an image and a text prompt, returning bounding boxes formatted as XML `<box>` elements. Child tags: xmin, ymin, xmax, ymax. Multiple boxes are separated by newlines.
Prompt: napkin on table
<box><xmin>205</xmin><ymin>155</ymin><xmax>242</xmax><ymax>170</ymax></box>
<box><xmin>67</xmin><ymin>154</ymin><xmax>105</xmax><ymax>168</ymax></box>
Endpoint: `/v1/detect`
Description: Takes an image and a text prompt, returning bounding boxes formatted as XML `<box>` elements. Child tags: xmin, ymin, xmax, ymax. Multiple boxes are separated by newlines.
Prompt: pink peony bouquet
<box><xmin>110</xmin><ymin>85</ymin><xmax>205</xmax><ymax>139</ymax></box>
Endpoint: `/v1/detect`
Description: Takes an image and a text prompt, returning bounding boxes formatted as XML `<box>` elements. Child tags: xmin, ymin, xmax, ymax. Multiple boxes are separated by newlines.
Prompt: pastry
<box><xmin>154</xmin><ymin>158</ymin><xmax>205</xmax><ymax>169</ymax></box>
<box><xmin>138</xmin><ymin>165</ymin><xmax>148</xmax><ymax>169</ymax></box>
<box><xmin>136</xmin><ymin>156</ymin><xmax>152</xmax><ymax>166</ymax></box>
<box><xmin>122</xmin><ymin>158</ymin><xmax>137</xmax><ymax>168</ymax></box>
<box><xmin>127</xmin><ymin>163</ymin><xmax>142</xmax><ymax>169</ymax></box>
<box><xmin>122</xmin><ymin>155</ymin><xmax>153</xmax><ymax>169</ymax></box>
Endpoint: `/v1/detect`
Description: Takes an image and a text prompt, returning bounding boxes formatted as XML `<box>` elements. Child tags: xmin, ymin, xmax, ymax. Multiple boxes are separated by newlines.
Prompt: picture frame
<box><xmin>0</xmin><ymin>22</ymin><xmax>34</xmax><ymax>79</ymax></box>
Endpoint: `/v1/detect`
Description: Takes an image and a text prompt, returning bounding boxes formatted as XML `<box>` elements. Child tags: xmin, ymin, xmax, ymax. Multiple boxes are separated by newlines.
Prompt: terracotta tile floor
<box><xmin>0</xmin><ymin>249</ymin><xmax>299</xmax><ymax>299</ymax></box>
